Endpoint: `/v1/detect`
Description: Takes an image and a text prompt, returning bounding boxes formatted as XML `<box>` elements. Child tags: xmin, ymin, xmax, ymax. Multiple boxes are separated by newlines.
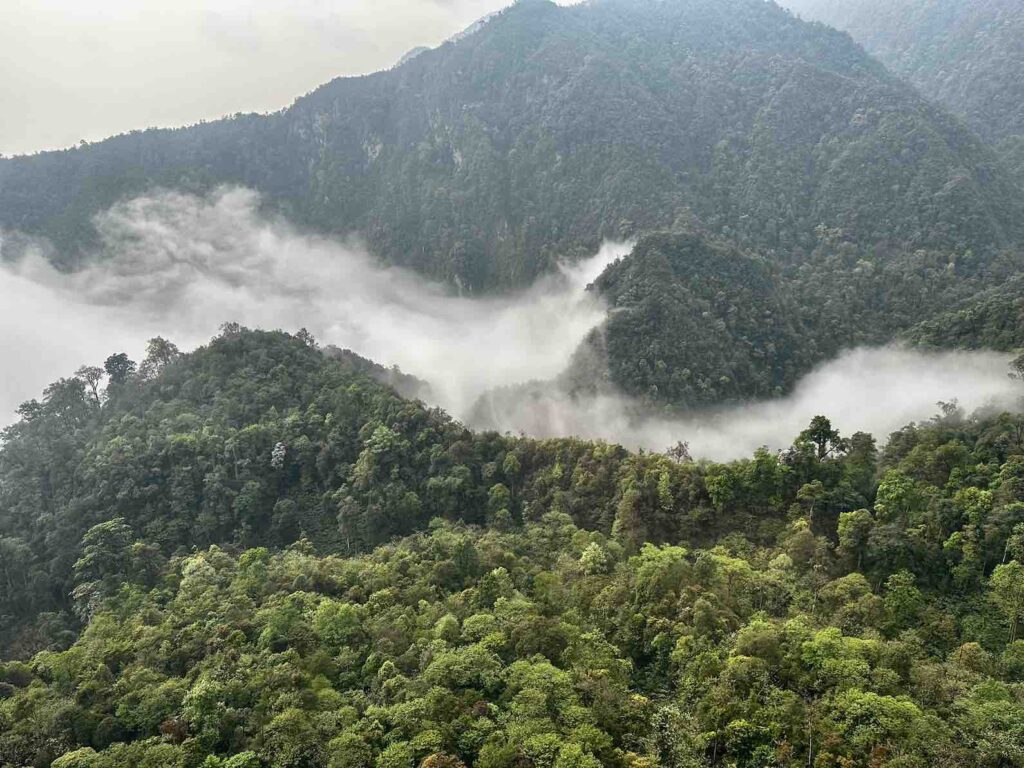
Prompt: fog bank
<box><xmin>1</xmin><ymin>187</ymin><xmax>1020</xmax><ymax>460</ymax></box>
<box><xmin>472</xmin><ymin>347</ymin><xmax>1023</xmax><ymax>460</ymax></box>
<box><xmin>0</xmin><ymin>187</ymin><xmax>623</xmax><ymax>420</ymax></box>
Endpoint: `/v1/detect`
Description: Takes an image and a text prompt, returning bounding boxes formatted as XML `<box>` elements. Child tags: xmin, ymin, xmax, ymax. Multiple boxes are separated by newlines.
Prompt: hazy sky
<box><xmin>0</xmin><ymin>0</ymin><xmax>512</xmax><ymax>157</ymax></box>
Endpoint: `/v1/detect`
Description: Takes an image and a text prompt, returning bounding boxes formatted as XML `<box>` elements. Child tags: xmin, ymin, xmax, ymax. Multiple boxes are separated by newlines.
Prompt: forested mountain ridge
<box><xmin>782</xmin><ymin>0</ymin><xmax>1024</xmax><ymax>150</ymax></box>
<box><xmin>1</xmin><ymin>0</ymin><xmax>1021</xmax><ymax>291</ymax></box>
<box><xmin>585</xmin><ymin>231</ymin><xmax>811</xmax><ymax>405</ymax></box>
<box><xmin>2</xmin><ymin>330</ymin><xmax>1024</xmax><ymax>767</ymax></box>
<box><xmin>572</xmin><ymin>226</ymin><xmax>1022</xmax><ymax>409</ymax></box>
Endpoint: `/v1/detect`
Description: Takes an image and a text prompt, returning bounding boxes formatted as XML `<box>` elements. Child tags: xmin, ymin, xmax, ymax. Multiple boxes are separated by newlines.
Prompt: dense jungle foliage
<box><xmin>2</xmin><ymin>330</ymin><xmax>1024</xmax><ymax>768</ymax></box>
<box><xmin>783</xmin><ymin>0</ymin><xmax>1024</xmax><ymax>162</ymax></box>
<box><xmin>586</xmin><ymin>232</ymin><xmax>809</xmax><ymax>405</ymax></box>
<box><xmin>3</xmin><ymin>1</ymin><xmax>1024</xmax><ymax>762</ymax></box>
<box><xmin>579</xmin><ymin>228</ymin><xmax>1022</xmax><ymax>407</ymax></box>
<box><xmin>1</xmin><ymin>0</ymin><xmax>1021</xmax><ymax>293</ymax></box>
<box><xmin>905</xmin><ymin>276</ymin><xmax>1024</xmax><ymax>352</ymax></box>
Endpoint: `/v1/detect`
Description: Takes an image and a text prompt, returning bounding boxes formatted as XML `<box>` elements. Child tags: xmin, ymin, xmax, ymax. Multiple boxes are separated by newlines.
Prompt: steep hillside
<box><xmin>1</xmin><ymin>0</ymin><xmax>1020</xmax><ymax>291</ymax></box>
<box><xmin>587</xmin><ymin>231</ymin><xmax>810</xmax><ymax>406</ymax></box>
<box><xmin>571</xmin><ymin>228</ymin><xmax>1022</xmax><ymax>408</ymax></box>
<box><xmin>784</xmin><ymin>0</ymin><xmax>1024</xmax><ymax>165</ymax></box>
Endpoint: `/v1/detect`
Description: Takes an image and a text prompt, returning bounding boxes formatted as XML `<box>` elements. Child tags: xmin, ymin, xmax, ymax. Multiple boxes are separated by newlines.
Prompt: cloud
<box><xmin>472</xmin><ymin>347</ymin><xmax>1024</xmax><ymax>460</ymax></box>
<box><xmin>1</xmin><ymin>186</ymin><xmax>1020</xmax><ymax>460</ymax></box>
<box><xmin>1</xmin><ymin>0</ymin><xmax>584</xmax><ymax>157</ymax></box>
<box><xmin>0</xmin><ymin>187</ymin><xmax>624</xmax><ymax>421</ymax></box>
<box><xmin>0</xmin><ymin>0</ymin><xmax>513</xmax><ymax>156</ymax></box>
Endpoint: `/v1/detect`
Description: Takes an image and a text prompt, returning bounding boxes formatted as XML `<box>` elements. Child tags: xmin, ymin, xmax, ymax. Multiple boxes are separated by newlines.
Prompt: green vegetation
<box><xmin>3</xmin><ymin>0</ymin><xmax>1024</xmax><ymax>761</ymax></box>
<box><xmin>579</xmin><ymin>227</ymin><xmax>1022</xmax><ymax>407</ymax></box>
<box><xmin>784</xmin><ymin>0</ymin><xmax>1024</xmax><ymax>156</ymax></box>
<box><xmin>587</xmin><ymin>231</ymin><xmax>809</xmax><ymax>405</ymax></box>
<box><xmin>2</xmin><ymin>330</ymin><xmax>1024</xmax><ymax>767</ymax></box>
<box><xmin>906</xmin><ymin>277</ymin><xmax>1024</xmax><ymax>353</ymax></box>
<box><xmin>1</xmin><ymin>0</ymin><xmax>1020</xmax><ymax>293</ymax></box>
<box><xmin>4</xmin><ymin>0</ymin><xmax>1022</xmax><ymax>411</ymax></box>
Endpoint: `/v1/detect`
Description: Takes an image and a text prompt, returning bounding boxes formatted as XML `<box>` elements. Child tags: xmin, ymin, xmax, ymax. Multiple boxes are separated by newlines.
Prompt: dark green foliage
<box><xmin>588</xmin><ymin>231</ymin><xmax>810</xmax><ymax>405</ymax></box>
<box><xmin>573</xmin><ymin>227</ymin><xmax>1022</xmax><ymax>408</ymax></box>
<box><xmin>1</xmin><ymin>0</ymin><xmax>1020</xmax><ymax>293</ymax></box>
<box><xmin>905</xmin><ymin>277</ymin><xmax>1024</xmax><ymax>352</ymax></box>
<box><xmin>785</xmin><ymin>0</ymin><xmax>1024</xmax><ymax>148</ymax></box>
<box><xmin>0</xmin><ymin>330</ymin><xmax>777</xmax><ymax>657</ymax></box>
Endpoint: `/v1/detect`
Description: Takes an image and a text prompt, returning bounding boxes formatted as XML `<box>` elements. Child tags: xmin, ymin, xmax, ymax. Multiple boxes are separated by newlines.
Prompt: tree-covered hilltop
<box><xmin>584</xmin><ymin>232</ymin><xmax>810</xmax><ymax>406</ymax></box>
<box><xmin>1</xmin><ymin>0</ymin><xmax>1021</xmax><ymax>291</ymax></box>
<box><xmin>783</xmin><ymin>0</ymin><xmax>1024</xmax><ymax>174</ymax></box>
<box><xmin>572</xmin><ymin>228</ymin><xmax>1022</xmax><ymax>408</ymax></box>
<box><xmin>2</xmin><ymin>330</ymin><xmax>1024</xmax><ymax>767</ymax></box>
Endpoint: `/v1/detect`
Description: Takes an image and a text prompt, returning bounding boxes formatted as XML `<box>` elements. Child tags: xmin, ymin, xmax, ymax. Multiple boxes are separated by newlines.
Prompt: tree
<box><xmin>0</xmin><ymin>537</ymin><xmax>34</xmax><ymax>614</ymax></box>
<box><xmin>71</xmin><ymin>518</ymin><xmax>134</xmax><ymax>618</ymax></box>
<box><xmin>799</xmin><ymin>416</ymin><xmax>847</xmax><ymax>461</ymax></box>
<box><xmin>990</xmin><ymin>561</ymin><xmax>1024</xmax><ymax>643</ymax></box>
<box><xmin>796</xmin><ymin>480</ymin><xmax>826</xmax><ymax>525</ymax></box>
<box><xmin>295</xmin><ymin>328</ymin><xmax>319</xmax><ymax>349</ymax></box>
<box><xmin>74</xmin><ymin>365</ymin><xmax>105</xmax><ymax>404</ymax></box>
<box><xmin>262</xmin><ymin>708</ymin><xmax>325</xmax><ymax>768</ymax></box>
<box><xmin>73</xmin><ymin>518</ymin><xmax>133</xmax><ymax>585</ymax></box>
<box><xmin>837</xmin><ymin>509</ymin><xmax>873</xmax><ymax>570</ymax></box>
<box><xmin>103</xmin><ymin>352</ymin><xmax>136</xmax><ymax>387</ymax></box>
<box><xmin>138</xmin><ymin>337</ymin><xmax>181</xmax><ymax>380</ymax></box>
<box><xmin>667</xmin><ymin>441</ymin><xmax>692</xmax><ymax>464</ymax></box>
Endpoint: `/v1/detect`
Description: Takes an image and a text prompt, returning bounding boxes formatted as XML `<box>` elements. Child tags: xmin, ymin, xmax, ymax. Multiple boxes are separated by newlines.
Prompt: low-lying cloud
<box><xmin>1</xmin><ymin>187</ymin><xmax>1020</xmax><ymax>460</ymax></box>
<box><xmin>473</xmin><ymin>348</ymin><xmax>1023</xmax><ymax>460</ymax></box>
<box><xmin>0</xmin><ymin>187</ymin><xmax>623</xmax><ymax>419</ymax></box>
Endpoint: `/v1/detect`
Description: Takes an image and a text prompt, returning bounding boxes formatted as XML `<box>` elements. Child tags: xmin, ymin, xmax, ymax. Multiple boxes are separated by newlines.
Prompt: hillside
<box><xmin>783</xmin><ymin>0</ymin><xmax>1024</xmax><ymax>170</ymax></box>
<box><xmin>564</xmin><ymin>227</ymin><xmax>1021</xmax><ymax>409</ymax></box>
<box><xmin>585</xmin><ymin>231</ymin><xmax>810</xmax><ymax>406</ymax></box>
<box><xmin>2</xmin><ymin>330</ymin><xmax>1024</xmax><ymax>767</ymax></box>
<box><xmin>1</xmin><ymin>0</ymin><xmax>1021</xmax><ymax>292</ymax></box>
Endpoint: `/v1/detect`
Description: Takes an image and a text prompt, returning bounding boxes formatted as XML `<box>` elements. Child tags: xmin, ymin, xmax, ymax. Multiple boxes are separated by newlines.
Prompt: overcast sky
<box><xmin>0</xmin><ymin>0</ymin><xmax>514</xmax><ymax>157</ymax></box>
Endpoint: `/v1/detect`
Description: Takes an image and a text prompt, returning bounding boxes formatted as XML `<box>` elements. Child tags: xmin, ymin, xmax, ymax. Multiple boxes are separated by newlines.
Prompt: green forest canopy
<box><xmin>1</xmin><ymin>329</ymin><xmax>1023</xmax><ymax>767</ymax></box>
<box><xmin>783</xmin><ymin>0</ymin><xmax>1024</xmax><ymax>153</ymax></box>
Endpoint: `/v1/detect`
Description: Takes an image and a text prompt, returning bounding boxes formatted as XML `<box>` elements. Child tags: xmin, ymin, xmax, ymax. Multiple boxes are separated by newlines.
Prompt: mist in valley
<box><xmin>1</xmin><ymin>186</ymin><xmax>1020</xmax><ymax>460</ymax></box>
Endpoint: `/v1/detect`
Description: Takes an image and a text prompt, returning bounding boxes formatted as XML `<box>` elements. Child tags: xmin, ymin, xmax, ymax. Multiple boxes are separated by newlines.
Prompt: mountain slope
<box><xmin>783</xmin><ymin>0</ymin><xmax>1024</xmax><ymax>160</ymax></box>
<box><xmin>1</xmin><ymin>0</ymin><xmax>1020</xmax><ymax>291</ymax></box>
<box><xmin>587</xmin><ymin>231</ymin><xmax>811</xmax><ymax>406</ymax></box>
<box><xmin>569</xmin><ymin>227</ymin><xmax>1022</xmax><ymax>409</ymax></box>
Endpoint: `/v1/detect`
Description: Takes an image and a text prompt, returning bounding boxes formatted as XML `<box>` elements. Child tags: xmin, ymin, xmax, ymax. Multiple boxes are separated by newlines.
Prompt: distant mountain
<box><xmin>396</xmin><ymin>46</ymin><xmax>431</xmax><ymax>67</ymax></box>
<box><xmin>783</xmin><ymin>0</ymin><xmax>1024</xmax><ymax>161</ymax></box>
<box><xmin>1</xmin><ymin>0</ymin><xmax>1020</xmax><ymax>293</ymax></box>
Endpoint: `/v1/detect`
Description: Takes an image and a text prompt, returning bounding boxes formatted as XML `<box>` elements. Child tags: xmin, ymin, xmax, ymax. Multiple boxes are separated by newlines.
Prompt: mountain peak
<box><xmin>1</xmin><ymin>0</ymin><xmax>1019</xmax><ymax>293</ymax></box>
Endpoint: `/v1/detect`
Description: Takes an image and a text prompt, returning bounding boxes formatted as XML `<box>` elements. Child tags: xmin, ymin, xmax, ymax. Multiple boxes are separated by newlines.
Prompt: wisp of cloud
<box><xmin>472</xmin><ymin>348</ymin><xmax>1023</xmax><ymax>460</ymax></box>
<box><xmin>0</xmin><ymin>187</ymin><xmax>624</xmax><ymax>419</ymax></box>
<box><xmin>1</xmin><ymin>187</ymin><xmax>1020</xmax><ymax>460</ymax></box>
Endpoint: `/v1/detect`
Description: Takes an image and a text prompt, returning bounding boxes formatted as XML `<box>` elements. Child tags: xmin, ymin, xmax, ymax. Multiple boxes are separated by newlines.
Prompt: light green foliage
<box><xmin>0</xmin><ymin>331</ymin><xmax>1023</xmax><ymax>768</ymax></box>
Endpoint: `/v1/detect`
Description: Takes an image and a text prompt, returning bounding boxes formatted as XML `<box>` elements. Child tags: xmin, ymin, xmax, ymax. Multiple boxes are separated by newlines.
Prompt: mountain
<box><xmin>2</xmin><ymin>329</ymin><xmax>1024</xmax><ymax>767</ymax></box>
<box><xmin>1</xmin><ymin>0</ymin><xmax>1021</xmax><ymax>293</ymax></box>
<box><xmin>569</xmin><ymin>224</ymin><xmax>1021</xmax><ymax>409</ymax></box>
<box><xmin>906</xmin><ymin>276</ymin><xmax>1024</xmax><ymax>352</ymax></box>
<box><xmin>783</xmin><ymin>0</ymin><xmax>1024</xmax><ymax>168</ymax></box>
<box><xmin>586</xmin><ymin>231</ymin><xmax>811</xmax><ymax>406</ymax></box>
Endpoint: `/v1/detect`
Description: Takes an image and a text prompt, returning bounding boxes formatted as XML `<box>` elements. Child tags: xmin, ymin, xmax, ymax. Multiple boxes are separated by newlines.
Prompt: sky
<box><xmin>0</xmin><ymin>0</ymin><xmax>513</xmax><ymax>157</ymax></box>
